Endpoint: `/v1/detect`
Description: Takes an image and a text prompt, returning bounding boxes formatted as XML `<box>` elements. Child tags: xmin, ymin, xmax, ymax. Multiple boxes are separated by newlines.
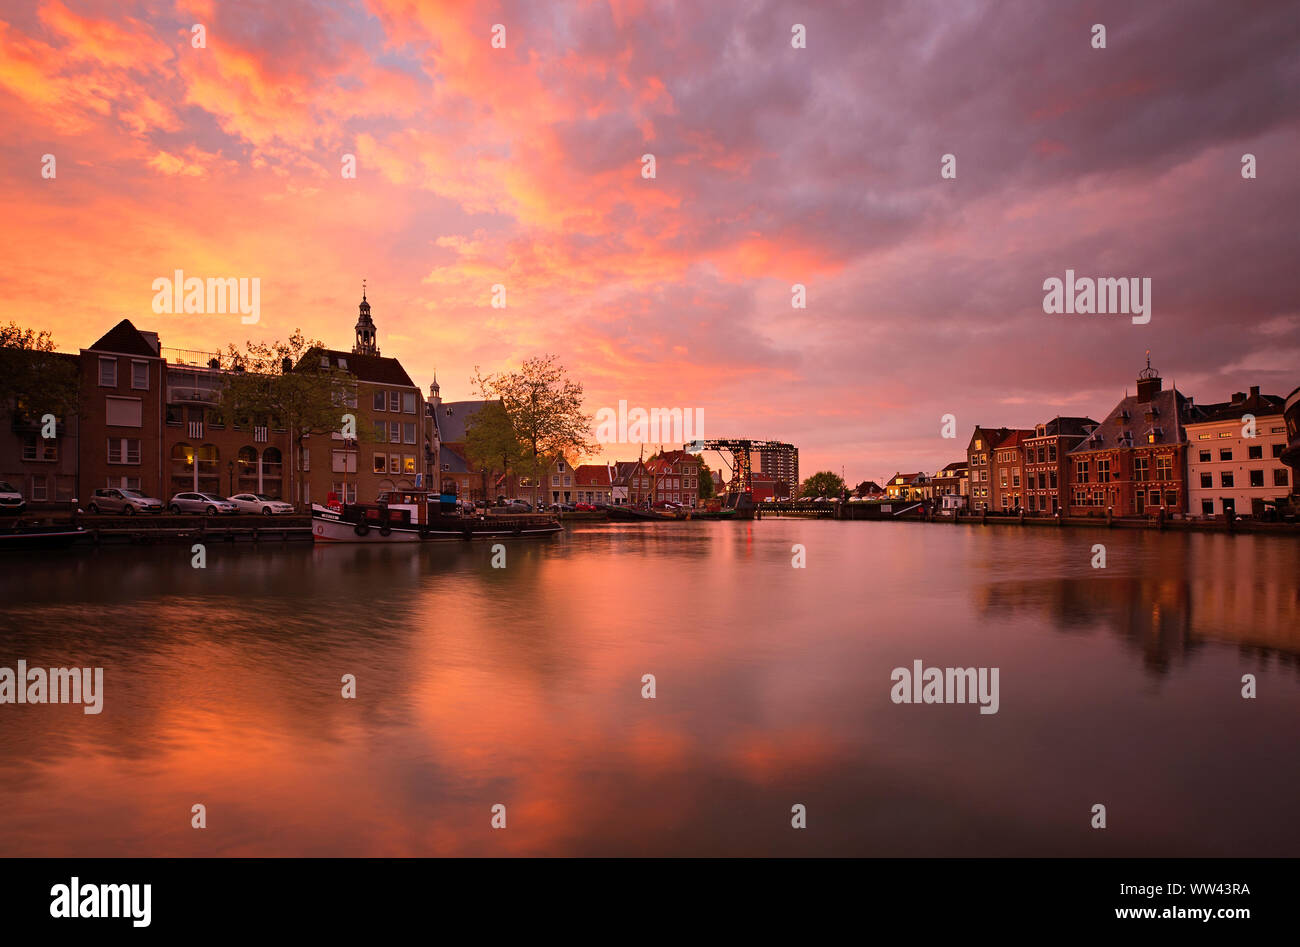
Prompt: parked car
<box><xmin>574</xmin><ymin>502</ymin><xmax>597</xmax><ymax>512</ymax></box>
<box><xmin>86</xmin><ymin>487</ymin><xmax>164</xmax><ymax>515</ymax></box>
<box><xmin>555</xmin><ymin>502</ymin><xmax>576</xmax><ymax>512</ymax></box>
<box><xmin>228</xmin><ymin>493</ymin><xmax>295</xmax><ymax>515</ymax></box>
<box><xmin>168</xmin><ymin>492</ymin><xmax>238</xmax><ymax>515</ymax></box>
<box><xmin>0</xmin><ymin>481</ymin><xmax>25</xmax><ymax>514</ymax></box>
<box><xmin>504</xmin><ymin>499</ymin><xmax>533</xmax><ymax>513</ymax></box>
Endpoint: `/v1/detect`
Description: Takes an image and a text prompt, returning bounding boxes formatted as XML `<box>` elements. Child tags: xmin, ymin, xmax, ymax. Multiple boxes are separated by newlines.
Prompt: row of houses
<box><xmin>2</xmin><ymin>294</ymin><xmax>639</xmax><ymax>510</ymax></box>
<box><xmin>870</xmin><ymin>358</ymin><xmax>1299</xmax><ymax>519</ymax></box>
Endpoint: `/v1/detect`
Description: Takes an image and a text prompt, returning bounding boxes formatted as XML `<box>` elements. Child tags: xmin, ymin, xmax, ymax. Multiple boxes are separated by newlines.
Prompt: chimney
<box><xmin>1250</xmin><ymin>385</ymin><xmax>1260</xmax><ymax>400</ymax></box>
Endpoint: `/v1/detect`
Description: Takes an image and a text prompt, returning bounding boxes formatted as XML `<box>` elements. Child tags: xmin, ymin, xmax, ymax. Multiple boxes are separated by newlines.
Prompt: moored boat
<box><xmin>312</xmin><ymin>490</ymin><xmax>562</xmax><ymax>543</ymax></box>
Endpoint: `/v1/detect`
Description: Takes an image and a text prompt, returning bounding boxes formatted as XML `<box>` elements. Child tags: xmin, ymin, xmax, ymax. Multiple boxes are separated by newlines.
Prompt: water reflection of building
<box><xmin>973</xmin><ymin>537</ymin><xmax>1300</xmax><ymax>673</ymax></box>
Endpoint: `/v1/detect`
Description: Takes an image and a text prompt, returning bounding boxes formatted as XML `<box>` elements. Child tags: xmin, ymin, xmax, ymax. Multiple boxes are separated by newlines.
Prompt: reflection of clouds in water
<box><xmin>1</xmin><ymin>525</ymin><xmax>1298</xmax><ymax>856</ymax></box>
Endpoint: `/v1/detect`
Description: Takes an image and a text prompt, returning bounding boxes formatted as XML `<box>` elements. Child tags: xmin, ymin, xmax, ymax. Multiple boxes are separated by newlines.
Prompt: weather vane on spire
<box><xmin>362</xmin><ymin>278</ymin><xmax>367</xmax><ymax>301</ymax></box>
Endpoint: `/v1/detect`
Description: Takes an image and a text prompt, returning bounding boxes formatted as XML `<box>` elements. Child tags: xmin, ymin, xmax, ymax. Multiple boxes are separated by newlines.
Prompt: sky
<box><xmin>1</xmin><ymin>0</ymin><xmax>1297</xmax><ymax>486</ymax></box>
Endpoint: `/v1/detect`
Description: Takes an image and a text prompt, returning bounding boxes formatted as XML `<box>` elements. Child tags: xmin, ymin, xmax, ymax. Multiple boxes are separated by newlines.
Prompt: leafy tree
<box><xmin>473</xmin><ymin>355</ymin><xmax>593</xmax><ymax>505</ymax></box>
<box><xmin>800</xmin><ymin>471</ymin><xmax>846</xmax><ymax>498</ymax></box>
<box><xmin>464</xmin><ymin>400</ymin><xmax>528</xmax><ymax>502</ymax></box>
<box><xmin>697</xmin><ymin>461</ymin><xmax>715</xmax><ymax>499</ymax></box>
<box><xmin>0</xmin><ymin>322</ymin><xmax>79</xmax><ymax>423</ymax></box>
<box><xmin>221</xmin><ymin>331</ymin><xmax>370</xmax><ymax>506</ymax></box>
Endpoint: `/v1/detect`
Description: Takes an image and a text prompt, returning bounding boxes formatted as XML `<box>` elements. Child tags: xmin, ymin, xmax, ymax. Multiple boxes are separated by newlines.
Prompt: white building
<box><xmin>1185</xmin><ymin>386</ymin><xmax>1291</xmax><ymax>517</ymax></box>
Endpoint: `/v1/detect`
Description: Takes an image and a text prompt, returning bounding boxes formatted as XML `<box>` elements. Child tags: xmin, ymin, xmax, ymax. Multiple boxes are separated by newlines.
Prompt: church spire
<box><xmin>353</xmin><ymin>280</ymin><xmax>379</xmax><ymax>356</ymax></box>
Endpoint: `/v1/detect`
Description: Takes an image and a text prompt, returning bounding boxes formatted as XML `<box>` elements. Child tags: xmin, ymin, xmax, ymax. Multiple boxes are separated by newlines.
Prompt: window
<box><xmin>1165</xmin><ymin>491</ymin><xmax>1177</xmax><ymax>508</ymax></box>
<box><xmin>107</xmin><ymin>438</ymin><xmax>141</xmax><ymax>464</ymax></box>
<box><xmin>31</xmin><ymin>477</ymin><xmax>48</xmax><ymax>501</ymax></box>
<box><xmin>389</xmin><ymin>455</ymin><xmax>400</xmax><ymax>474</ymax></box>
<box><xmin>105</xmin><ymin>396</ymin><xmax>143</xmax><ymax>427</ymax></box>
<box><xmin>1097</xmin><ymin>459</ymin><xmax>1111</xmax><ymax>483</ymax></box>
<box><xmin>332</xmin><ymin>482</ymin><xmax>357</xmax><ymax>504</ymax></box>
<box><xmin>1049</xmin><ymin>471</ymin><xmax>1058</xmax><ymax>489</ymax></box>
<box><xmin>300</xmin><ymin>447</ymin><xmax>310</xmax><ymax>472</ymax></box>
<box><xmin>373</xmin><ymin>391</ymin><xmax>386</xmax><ymax>411</ymax></box>
<box><xmin>1218</xmin><ymin>432</ymin><xmax>1231</xmax><ymax>438</ymax></box>
<box><xmin>1134</xmin><ymin>457</ymin><xmax>1148</xmax><ymax>482</ymax></box>
<box><xmin>1248</xmin><ymin>445</ymin><xmax>1263</xmax><ymax>459</ymax></box>
<box><xmin>131</xmin><ymin>360</ymin><xmax>149</xmax><ymax>389</ymax></box>
<box><xmin>1249</xmin><ymin>470</ymin><xmax>1264</xmax><ymax>487</ymax></box>
<box><xmin>403</xmin><ymin>392</ymin><xmax>416</xmax><ymax>414</ymax></box>
<box><xmin>389</xmin><ymin>392</ymin><xmax>400</xmax><ymax>411</ymax></box>
<box><xmin>1221</xmin><ymin>472</ymin><xmax>1234</xmax><ymax>488</ymax></box>
<box><xmin>98</xmin><ymin>357</ymin><xmax>117</xmax><ymax>386</ymax></box>
<box><xmin>403</xmin><ymin>423</ymin><xmax>416</xmax><ymax>444</ymax></box>
<box><xmin>1197</xmin><ymin>433</ymin><xmax>1211</xmax><ymax>440</ymax></box>
<box><xmin>403</xmin><ymin>455</ymin><xmax>416</xmax><ymax>474</ymax></box>
<box><xmin>974</xmin><ymin>439</ymin><xmax>982</xmax><ymax>450</ymax></box>
<box><xmin>22</xmin><ymin>434</ymin><xmax>58</xmax><ymax>461</ymax></box>
<box><xmin>1199</xmin><ymin>450</ymin><xmax>1211</xmax><ymax>462</ymax></box>
<box><xmin>1200</xmin><ymin>473</ymin><xmax>1213</xmax><ymax>488</ymax></box>
<box><xmin>374</xmin><ymin>422</ymin><xmax>386</xmax><ymax>441</ymax></box>
<box><xmin>1076</xmin><ymin>461</ymin><xmax>1089</xmax><ymax>484</ymax></box>
<box><xmin>1219</xmin><ymin>448</ymin><xmax>1232</xmax><ymax>461</ymax></box>
<box><xmin>373</xmin><ymin>454</ymin><xmax>386</xmax><ymax>474</ymax></box>
<box><xmin>1271</xmin><ymin>443</ymin><xmax>1284</xmax><ymax>458</ymax></box>
<box><xmin>1201</xmin><ymin>500</ymin><xmax>1214</xmax><ymax>515</ymax></box>
<box><xmin>389</xmin><ymin>423</ymin><xmax>401</xmax><ymax>443</ymax></box>
<box><xmin>1275</xmin><ymin>469</ymin><xmax>1289</xmax><ymax>487</ymax></box>
<box><xmin>331</xmin><ymin>450</ymin><xmax>357</xmax><ymax>473</ymax></box>
<box><xmin>1155</xmin><ymin>456</ymin><xmax>1172</xmax><ymax>480</ymax></box>
<box><xmin>1048</xmin><ymin>446</ymin><xmax>1056</xmax><ymax>462</ymax></box>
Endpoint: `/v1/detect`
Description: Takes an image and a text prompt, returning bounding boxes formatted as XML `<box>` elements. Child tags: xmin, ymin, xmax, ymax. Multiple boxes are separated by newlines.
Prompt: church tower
<box><xmin>353</xmin><ymin>281</ymin><xmax>379</xmax><ymax>356</ymax></box>
<box><xmin>429</xmin><ymin>373</ymin><xmax>441</xmax><ymax>408</ymax></box>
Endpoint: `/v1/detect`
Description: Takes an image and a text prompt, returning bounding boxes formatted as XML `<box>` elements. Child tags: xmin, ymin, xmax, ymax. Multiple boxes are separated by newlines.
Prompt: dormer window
<box><xmin>319</xmin><ymin>355</ymin><xmax>329</xmax><ymax>368</ymax></box>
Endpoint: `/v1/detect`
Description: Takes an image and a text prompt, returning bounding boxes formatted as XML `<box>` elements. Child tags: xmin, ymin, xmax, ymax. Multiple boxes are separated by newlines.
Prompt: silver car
<box><xmin>228</xmin><ymin>493</ymin><xmax>294</xmax><ymax>515</ymax></box>
<box><xmin>87</xmin><ymin>487</ymin><xmax>164</xmax><ymax>515</ymax></box>
<box><xmin>168</xmin><ymin>492</ymin><xmax>238</xmax><ymax>515</ymax></box>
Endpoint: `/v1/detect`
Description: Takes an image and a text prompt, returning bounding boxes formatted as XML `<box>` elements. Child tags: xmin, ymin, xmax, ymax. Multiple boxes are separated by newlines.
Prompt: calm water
<box><xmin>1</xmin><ymin>521</ymin><xmax>1297</xmax><ymax>856</ymax></box>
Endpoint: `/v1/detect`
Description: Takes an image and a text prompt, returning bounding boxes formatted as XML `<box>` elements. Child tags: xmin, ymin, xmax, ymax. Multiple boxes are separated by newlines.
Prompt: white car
<box><xmin>228</xmin><ymin>493</ymin><xmax>295</xmax><ymax>515</ymax></box>
<box><xmin>168</xmin><ymin>492</ymin><xmax>238</xmax><ymax>515</ymax></box>
<box><xmin>0</xmin><ymin>480</ymin><xmax>25</xmax><ymax>514</ymax></box>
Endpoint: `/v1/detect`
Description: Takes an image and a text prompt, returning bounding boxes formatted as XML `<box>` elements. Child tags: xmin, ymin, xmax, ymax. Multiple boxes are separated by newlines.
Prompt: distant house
<box><xmin>1023</xmin><ymin>417</ymin><xmax>1099</xmax><ymax>515</ymax></box>
<box><xmin>854</xmin><ymin>480</ymin><xmax>884</xmax><ymax>498</ymax></box>
<box><xmin>1184</xmin><ymin>386</ymin><xmax>1289</xmax><ymax>518</ymax></box>
<box><xmin>931</xmin><ymin>462</ymin><xmax>968</xmax><ymax>503</ymax></box>
<box><xmin>885</xmin><ymin>471</ymin><xmax>930</xmax><ymax>501</ymax></box>
<box><xmin>574</xmin><ymin>463</ymin><xmax>614</xmax><ymax>506</ymax></box>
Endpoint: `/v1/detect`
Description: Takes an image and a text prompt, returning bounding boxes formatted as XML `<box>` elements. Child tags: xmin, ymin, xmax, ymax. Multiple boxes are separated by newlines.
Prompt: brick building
<box><xmin>1022</xmin><ymin>416</ymin><xmax>1098</xmax><ymax>514</ymax></box>
<box><xmin>965</xmin><ymin>426</ymin><xmax>1010</xmax><ymax>511</ymax></box>
<box><xmin>1066</xmin><ymin>358</ymin><xmax>1194</xmax><ymax>516</ymax></box>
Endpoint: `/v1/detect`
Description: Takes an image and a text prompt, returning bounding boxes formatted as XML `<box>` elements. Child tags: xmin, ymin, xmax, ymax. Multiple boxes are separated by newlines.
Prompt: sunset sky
<box><xmin>2</xmin><ymin>0</ymin><xmax>1297</xmax><ymax>483</ymax></box>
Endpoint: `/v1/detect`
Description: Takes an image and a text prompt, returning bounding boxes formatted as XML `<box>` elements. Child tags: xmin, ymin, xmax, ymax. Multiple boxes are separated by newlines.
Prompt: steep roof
<box><xmin>574</xmin><ymin>464</ymin><xmax>612</xmax><ymax>487</ymax></box>
<box><xmin>87</xmin><ymin>319</ymin><xmax>160</xmax><ymax>357</ymax></box>
<box><xmin>993</xmin><ymin>429</ymin><xmax>1034</xmax><ymax>449</ymax></box>
<box><xmin>302</xmin><ymin>349</ymin><xmax>415</xmax><ymax>387</ymax></box>
<box><xmin>940</xmin><ymin>461</ymin><xmax>968</xmax><ymax>473</ymax></box>
<box><xmin>432</xmin><ymin>399</ymin><xmax>495</xmax><ymax>443</ymax></box>
<box><xmin>438</xmin><ymin>445</ymin><xmax>471</xmax><ymax>474</ymax></box>
<box><xmin>1069</xmin><ymin>386</ymin><xmax>1194</xmax><ymax>454</ymax></box>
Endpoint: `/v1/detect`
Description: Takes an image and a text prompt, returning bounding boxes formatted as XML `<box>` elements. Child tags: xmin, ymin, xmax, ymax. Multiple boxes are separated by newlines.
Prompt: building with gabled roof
<box><xmin>1066</xmin><ymin>356</ymin><xmax>1197</xmax><ymax>516</ymax></box>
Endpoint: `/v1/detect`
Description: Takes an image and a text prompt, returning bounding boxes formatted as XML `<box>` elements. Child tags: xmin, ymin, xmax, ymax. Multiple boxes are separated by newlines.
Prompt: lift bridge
<box><xmin>685</xmin><ymin>438</ymin><xmax>797</xmax><ymax>504</ymax></box>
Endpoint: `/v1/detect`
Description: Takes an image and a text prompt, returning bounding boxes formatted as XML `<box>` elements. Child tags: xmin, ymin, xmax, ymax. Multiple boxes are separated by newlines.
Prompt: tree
<box><xmin>473</xmin><ymin>355</ymin><xmax>593</xmax><ymax>505</ymax></box>
<box><xmin>464</xmin><ymin>400</ymin><xmax>528</xmax><ymax>502</ymax></box>
<box><xmin>0</xmin><ymin>322</ymin><xmax>79</xmax><ymax>423</ymax></box>
<box><xmin>800</xmin><ymin>471</ymin><xmax>846</xmax><ymax>498</ymax></box>
<box><xmin>220</xmin><ymin>331</ymin><xmax>365</xmax><ymax>507</ymax></box>
<box><xmin>697</xmin><ymin>461</ymin><xmax>715</xmax><ymax>499</ymax></box>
